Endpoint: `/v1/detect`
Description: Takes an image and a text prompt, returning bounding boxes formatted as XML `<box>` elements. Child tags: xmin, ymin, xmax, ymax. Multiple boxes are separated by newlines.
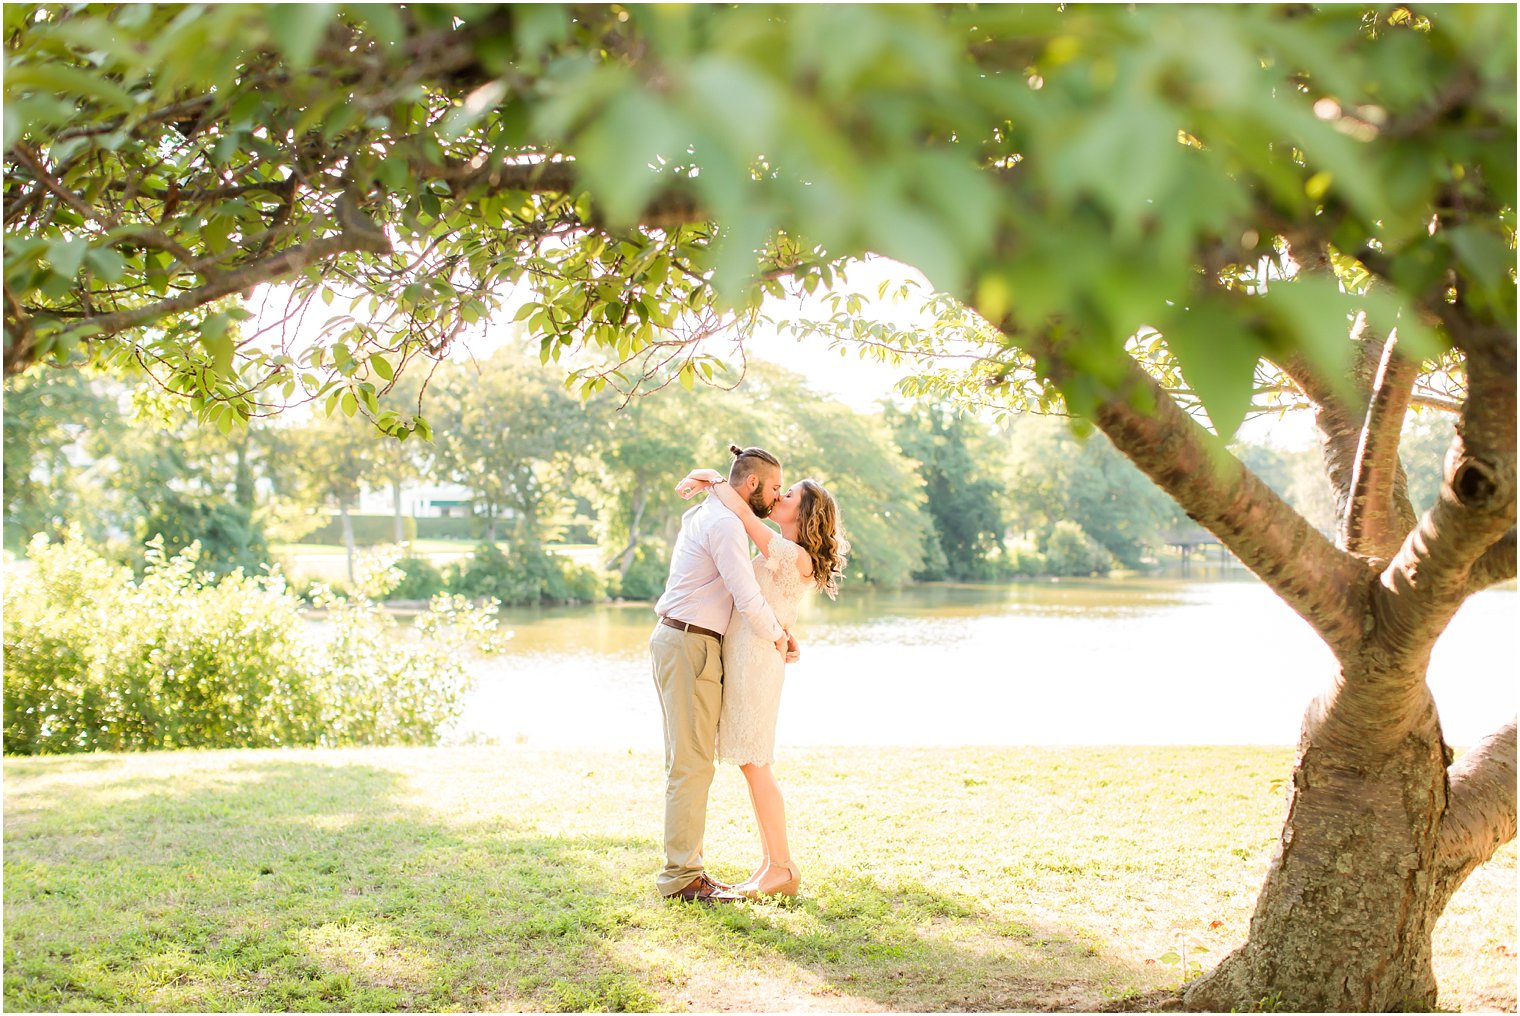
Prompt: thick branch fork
<box><xmin>1375</xmin><ymin>338</ymin><xmax>1517</xmax><ymax>660</ymax></box>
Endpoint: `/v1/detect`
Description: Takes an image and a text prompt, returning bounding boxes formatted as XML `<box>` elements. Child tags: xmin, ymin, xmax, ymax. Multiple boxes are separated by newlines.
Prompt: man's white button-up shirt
<box><xmin>655</xmin><ymin>495</ymin><xmax>783</xmax><ymax>641</ymax></box>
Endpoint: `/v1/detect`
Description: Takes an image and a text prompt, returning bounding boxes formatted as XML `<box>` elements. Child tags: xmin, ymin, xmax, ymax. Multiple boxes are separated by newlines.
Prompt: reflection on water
<box><xmin>447</xmin><ymin>575</ymin><xmax>1516</xmax><ymax>751</ymax></box>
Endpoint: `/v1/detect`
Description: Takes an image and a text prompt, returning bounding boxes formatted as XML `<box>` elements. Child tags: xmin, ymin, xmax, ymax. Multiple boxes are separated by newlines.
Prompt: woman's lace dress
<box><xmin>716</xmin><ymin>536</ymin><xmax>807</xmax><ymax>766</ymax></box>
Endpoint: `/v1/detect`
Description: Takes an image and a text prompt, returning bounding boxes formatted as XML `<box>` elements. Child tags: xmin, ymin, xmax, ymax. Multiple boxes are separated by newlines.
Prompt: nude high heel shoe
<box><xmin>744</xmin><ymin>860</ymin><xmax>801</xmax><ymax>899</ymax></box>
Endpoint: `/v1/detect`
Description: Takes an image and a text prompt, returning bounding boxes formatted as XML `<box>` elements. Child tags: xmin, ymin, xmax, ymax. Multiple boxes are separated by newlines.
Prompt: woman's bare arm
<box><xmin>678</xmin><ymin>469</ymin><xmax>776</xmax><ymax>557</ymax></box>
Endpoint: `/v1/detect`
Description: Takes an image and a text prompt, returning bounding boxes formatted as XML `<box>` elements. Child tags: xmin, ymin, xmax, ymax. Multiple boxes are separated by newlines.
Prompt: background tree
<box><xmin>886</xmin><ymin>402</ymin><xmax>1008</xmax><ymax>581</ymax></box>
<box><xmin>586</xmin><ymin>384</ymin><xmax>725</xmax><ymax>591</ymax></box>
<box><xmin>428</xmin><ymin>351</ymin><xmax>587</xmax><ymax>545</ymax></box>
<box><xmin>1003</xmin><ymin>416</ymin><xmax>1190</xmax><ymax>569</ymax></box>
<box><xmin>2</xmin><ymin>368</ymin><xmax>111</xmax><ymax>546</ymax></box>
<box><xmin>278</xmin><ymin>411</ymin><xmax>382</xmax><ymax>582</ymax></box>
<box><xmin>6</xmin><ymin>4</ymin><xmax>1514</xmax><ymax>1010</ymax></box>
<box><xmin>1231</xmin><ymin>440</ymin><xmax>1339</xmax><ymax>537</ymax></box>
<box><xmin>373</xmin><ymin>370</ymin><xmax>433</xmax><ymax>545</ymax></box>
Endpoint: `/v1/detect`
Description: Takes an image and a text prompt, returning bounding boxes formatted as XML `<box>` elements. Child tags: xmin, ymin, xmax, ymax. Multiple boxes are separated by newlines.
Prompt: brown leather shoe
<box><xmin>668</xmin><ymin>873</ymin><xmax>737</xmax><ymax>904</ymax></box>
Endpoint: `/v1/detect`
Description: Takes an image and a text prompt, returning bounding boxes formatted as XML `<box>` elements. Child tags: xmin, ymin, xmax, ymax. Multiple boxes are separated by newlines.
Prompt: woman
<box><xmin>677</xmin><ymin>451</ymin><xmax>848</xmax><ymax>898</ymax></box>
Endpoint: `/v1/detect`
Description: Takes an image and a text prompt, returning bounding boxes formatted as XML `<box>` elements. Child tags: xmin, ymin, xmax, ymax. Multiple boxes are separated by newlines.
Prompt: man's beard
<box><xmin>747</xmin><ymin>488</ymin><xmax>773</xmax><ymax>518</ymax></box>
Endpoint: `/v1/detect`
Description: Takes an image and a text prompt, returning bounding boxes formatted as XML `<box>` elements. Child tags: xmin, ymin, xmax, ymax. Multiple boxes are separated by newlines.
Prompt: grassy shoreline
<box><xmin>5</xmin><ymin>745</ymin><xmax>1514</xmax><ymax>1012</ymax></box>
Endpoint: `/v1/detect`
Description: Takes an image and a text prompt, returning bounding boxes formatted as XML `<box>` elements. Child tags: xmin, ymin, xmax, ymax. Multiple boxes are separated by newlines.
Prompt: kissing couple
<box><xmin>649</xmin><ymin>444</ymin><xmax>849</xmax><ymax>904</ymax></box>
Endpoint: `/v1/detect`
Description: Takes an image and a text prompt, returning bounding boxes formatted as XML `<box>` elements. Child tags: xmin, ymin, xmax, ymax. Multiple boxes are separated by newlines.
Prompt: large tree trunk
<box><xmin>1186</xmin><ymin>672</ymin><xmax>1450</xmax><ymax>1010</ymax></box>
<box><xmin>1027</xmin><ymin>301</ymin><xmax>1516</xmax><ymax>1011</ymax></box>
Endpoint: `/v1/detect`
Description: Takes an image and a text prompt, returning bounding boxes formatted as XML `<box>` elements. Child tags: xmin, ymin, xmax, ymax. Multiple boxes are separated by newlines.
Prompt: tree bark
<box><xmin>338</xmin><ymin>502</ymin><xmax>355</xmax><ymax>583</ymax></box>
<box><xmin>1433</xmin><ymin>722</ymin><xmax>1517</xmax><ymax>913</ymax></box>
<box><xmin>613</xmin><ymin>488</ymin><xmax>648</xmax><ymax>579</ymax></box>
<box><xmin>1184</xmin><ymin>683</ymin><xmax>1450</xmax><ymax>1011</ymax></box>
<box><xmin>392</xmin><ymin>478</ymin><xmax>405</xmax><ymax>545</ymax></box>
<box><xmin>1027</xmin><ymin>315</ymin><xmax>1516</xmax><ymax>1012</ymax></box>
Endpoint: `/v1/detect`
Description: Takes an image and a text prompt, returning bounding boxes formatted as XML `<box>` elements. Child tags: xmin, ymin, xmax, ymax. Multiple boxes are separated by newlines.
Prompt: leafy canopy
<box><xmin>4</xmin><ymin>4</ymin><xmax>1513</xmax><ymax>436</ymax></box>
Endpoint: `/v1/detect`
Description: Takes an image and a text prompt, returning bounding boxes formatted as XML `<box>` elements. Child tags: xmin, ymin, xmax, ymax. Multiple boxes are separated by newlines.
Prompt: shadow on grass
<box><xmin>5</xmin><ymin>756</ymin><xmax>668</xmax><ymax>1012</ymax></box>
<box><xmin>663</xmin><ymin>869</ymin><xmax>1166</xmax><ymax>1012</ymax></box>
<box><xmin>5</xmin><ymin>753</ymin><xmax>1168</xmax><ymax>1012</ymax></box>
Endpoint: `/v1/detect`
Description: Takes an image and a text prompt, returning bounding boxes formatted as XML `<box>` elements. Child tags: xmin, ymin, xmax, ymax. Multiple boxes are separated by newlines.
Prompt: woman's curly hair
<box><xmin>795</xmin><ymin>478</ymin><xmax>849</xmax><ymax>599</ymax></box>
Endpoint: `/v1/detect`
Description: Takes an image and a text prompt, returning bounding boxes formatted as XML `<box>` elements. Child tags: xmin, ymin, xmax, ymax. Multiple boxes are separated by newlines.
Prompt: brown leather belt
<box><xmin>659</xmin><ymin>616</ymin><xmax>723</xmax><ymax>642</ymax></box>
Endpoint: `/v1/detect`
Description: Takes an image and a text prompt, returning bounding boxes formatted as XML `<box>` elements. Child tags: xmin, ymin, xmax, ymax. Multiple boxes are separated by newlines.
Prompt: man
<box><xmin>650</xmin><ymin>445</ymin><xmax>798</xmax><ymax>903</ymax></box>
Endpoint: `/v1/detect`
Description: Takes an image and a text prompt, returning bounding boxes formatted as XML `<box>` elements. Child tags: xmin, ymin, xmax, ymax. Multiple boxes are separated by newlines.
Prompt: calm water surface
<box><xmin>449</xmin><ymin>573</ymin><xmax>1517</xmax><ymax>750</ymax></box>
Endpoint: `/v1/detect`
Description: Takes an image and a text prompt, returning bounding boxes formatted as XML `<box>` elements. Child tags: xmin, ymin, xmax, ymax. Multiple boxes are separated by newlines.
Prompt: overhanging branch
<box><xmin>8</xmin><ymin>228</ymin><xmax>393</xmax><ymax>372</ymax></box>
<box><xmin>1029</xmin><ymin>330</ymin><xmax>1372</xmax><ymax>655</ymax></box>
<box><xmin>421</xmin><ymin>157</ymin><xmax>708</xmax><ymax>229</ymax></box>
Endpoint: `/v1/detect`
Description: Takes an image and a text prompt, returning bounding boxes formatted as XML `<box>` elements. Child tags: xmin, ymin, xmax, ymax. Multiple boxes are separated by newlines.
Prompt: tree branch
<box><xmin>1029</xmin><ymin>330</ymin><xmax>1373</xmax><ymax>654</ymax></box>
<box><xmin>421</xmin><ymin>157</ymin><xmax>708</xmax><ymax>228</ymax></box>
<box><xmin>12</xmin><ymin>229</ymin><xmax>393</xmax><ymax>369</ymax></box>
<box><xmin>1467</xmin><ymin>528</ymin><xmax>1517</xmax><ymax>593</ymax></box>
<box><xmin>1344</xmin><ymin>329</ymin><xmax>1420</xmax><ymax>560</ymax></box>
<box><xmin>1433</xmin><ymin>721</ymin><xmax>1517</xmax><ymax>913</ymax></box>
<box><xmin>1374</xmin><ymin>334</ymin><xmax>1517</xmax><ymax>660</ymax></box>
<box><xmin>9</xmin><ymin>142</ymin><xmax>119</xmax><ymax>231</ymax></box>
<box><xmin>1269</xmin><ymin>312</ymin><xmax>1423</xmax><ymax>557</ymax></box>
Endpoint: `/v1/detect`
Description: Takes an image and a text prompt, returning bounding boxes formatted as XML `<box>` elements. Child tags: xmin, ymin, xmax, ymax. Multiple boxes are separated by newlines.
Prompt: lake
<box><xmin>449</xmin><ymin>571</ymin><xmax>1517</xmax><ymax>751</ymax></box>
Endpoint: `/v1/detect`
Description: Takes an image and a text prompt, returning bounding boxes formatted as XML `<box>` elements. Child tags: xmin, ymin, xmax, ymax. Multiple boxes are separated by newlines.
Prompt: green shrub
<box><xmin>388</xmin><ymin>555</ymin><xmax>446</xmax><ymax>601</ymax></box>
<box><xmin>413</xmin><ymin>515</ymin><xmax>480</xmax><ymax>540</ymax></box>
<box><xmin>2</xmin><ymin>535</ymin><xmax>509</xmax><ymax>755</ymax></box>
<box><xmin>1043</xmin><ymin>520</ymin><xmax>1115</xmax><ymax>577</ymax></box>
<box><xmin>446</xmin><ymin>542</ymin><xmax>606</xmax><ymax>605</ymax></box>
<box><xmin>608</xmin><ymin>544</ymin><xmax>669</xmax><ymax>601</ymax></box>
<box><xmin>139</xmin><ymin>494</ymin><xmax>269</xmax><ymax>578</ymax></box>
<box><xmin>558</xmin><ymin>560</ymin><xmax>607</xmax><ymax>603</ymax></box>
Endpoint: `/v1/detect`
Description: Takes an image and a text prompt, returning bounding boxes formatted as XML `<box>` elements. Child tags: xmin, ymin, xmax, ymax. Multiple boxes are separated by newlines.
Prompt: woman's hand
<box><xmin>676</xmin><ymin>468</ymin><xmax>726</xmax><ymax>500</ymax></box>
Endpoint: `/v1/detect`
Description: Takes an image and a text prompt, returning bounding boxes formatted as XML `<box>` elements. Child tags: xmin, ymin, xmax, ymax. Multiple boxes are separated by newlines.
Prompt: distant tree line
<box><xmin>3</xmin><ymin>349</ymin><xmax>1454</xmax><ymax>600</ymax></box>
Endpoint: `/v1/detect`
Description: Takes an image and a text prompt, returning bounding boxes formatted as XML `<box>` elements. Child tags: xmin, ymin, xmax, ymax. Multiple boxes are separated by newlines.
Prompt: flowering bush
<box><xmin>3</xmin><ymin>535</ymin><xmax>509</xmax><ymax>754</ymax></box>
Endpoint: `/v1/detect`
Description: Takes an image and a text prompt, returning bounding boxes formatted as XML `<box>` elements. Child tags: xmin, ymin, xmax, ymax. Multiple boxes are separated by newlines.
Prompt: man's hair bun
<box><xmin>729</xmin><ymin>443</ymin><xmax>744</xmax><ymax>457</ymax></box>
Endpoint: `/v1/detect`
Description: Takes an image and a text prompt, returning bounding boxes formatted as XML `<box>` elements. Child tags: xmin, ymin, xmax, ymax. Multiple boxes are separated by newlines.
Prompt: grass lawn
<box><xmin>4</xmin><ymin>746</ymin><xmax>1514</xmax><ymax>1012</ymax></box>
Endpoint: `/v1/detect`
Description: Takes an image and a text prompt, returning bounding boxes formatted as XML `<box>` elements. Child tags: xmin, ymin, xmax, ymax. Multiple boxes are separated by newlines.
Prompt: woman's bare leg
<box><xmin>740</xmin><ymin>776</ymin><xmax>769</xmax><ymax>886</ymax></box>
<box><xmin>739</xmin><ymin>762</ymin><xmax>796</xmax><ymax>891</ymax></box>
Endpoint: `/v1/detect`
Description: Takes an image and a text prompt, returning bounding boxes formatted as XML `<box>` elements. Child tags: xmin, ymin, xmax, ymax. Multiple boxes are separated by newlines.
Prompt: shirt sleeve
<box><xmin>706</xmin><ymin>515</ymin><xmax>784</xmax><ymax>641</ymax></box>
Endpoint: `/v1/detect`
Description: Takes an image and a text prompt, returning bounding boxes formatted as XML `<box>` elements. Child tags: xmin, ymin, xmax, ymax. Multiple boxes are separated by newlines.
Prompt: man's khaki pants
<box><xmin>650</xmin><ymin>623</ymin><xmax>723</xmax><ymax>896</ymax></box>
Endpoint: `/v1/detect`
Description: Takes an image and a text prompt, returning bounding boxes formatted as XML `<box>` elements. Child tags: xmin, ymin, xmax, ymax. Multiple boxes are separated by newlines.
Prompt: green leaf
<box><xmin>47</xmin><ymin>238</ymin><xmax>89</xmax><ymax>281</ymax></box>
<box><xmin>1161</xmin><ymin>298</ymin><xmax>1260</xmax><ymax>439</ymax></box>
<box><xmin>573</xmin><ymin>86</ymin><xmax>688</xmax><ymax>227</ymax></box>
<box><xmin>1447</xmin><ymin>225</ymin><xmax>1512</xmax><ymax>313</ymax></box>
<box><xmin>370</xmin><ymin>354</ymin><xmax>395</xmax><ymax>381</ymax></box>
<box><xmin>340</xmin><ymin>391</ymin><xmax>358</xmax><ymax>417</ymax></box>
<box><xmin>439</xmin><ymin>80</ymin><xmax>507</xmax><ymax>142</ymax></box>
<box><xmin>1258</xmin><ymin>276</ymin><xmax>1359</xmax><ymax>405</ymax></box>
<box><xmin>267</xmin><ymin>4</ymin><xmax>335</xmax><ymax>71</ymax></box>
<box><xmin>353</xmin><ymin>3</ymin><xmax>404</xmax><ymax>49</ymax></box>
<box><xmin>375</xmin><ymin>156</ymin><xmax>408</xmax><ymax>193</ymax></box>
<box><xmin>4</xmin><ymin>62</ymin><xmax>137</xmax><ymax>113</ymax></box>
<box><xmin>84</xmin><ymin>246</ymin><xmax>127</xmax><ymax>283</ymax></box>
<box><xmin>200</xmin><ymin>312</ymin><xmax>234</xmax><ymax>376</ymax></box>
